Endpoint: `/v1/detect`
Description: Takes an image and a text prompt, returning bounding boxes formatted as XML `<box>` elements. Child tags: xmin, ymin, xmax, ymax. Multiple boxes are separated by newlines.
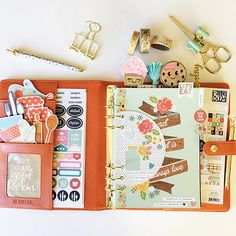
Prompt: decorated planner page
<box><xmin>112</xmin><ymin>87</ymin><xmax>201</xmax><ymax>208</ymax></box>
<box><xmin>53</xmin><ymin>89</ymin><xmax>87</xmax><ymax>208</ymax></box>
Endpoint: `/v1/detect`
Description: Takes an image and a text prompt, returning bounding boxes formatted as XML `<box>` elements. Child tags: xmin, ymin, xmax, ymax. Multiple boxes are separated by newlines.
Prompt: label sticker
<box><xmin>56</xmin><ymin>105</ymin><xmax>66</xmax><ymax>116</ymax></box>
<box><xmin>178</xmin><ymin>82</ymin><xmax>193</xmax><ymax>98</ymax></box>
<box><xmin>194</xmin><ymin>109</ymin><xmax>207</xmax><ymax>123</ymax></box>
<box><xmin>58</xmin><ymin>178</ymin><xmax>69</xmax><ymax>189</ymax></box>
<box><xmin>70</xmin><ymin>178</ymin><xmax>81</xmax><ymax>189</ymax></box>
<box><xmin>58</xmin><ymin>190</ymin><xmax>68</xmax><ymax>201</ymax></box>
<box><xmin>67</xmin><ymin>105</ymin><xmax>83</xmax><ymax>116</ymax></box>
<box><xmin>59</xmin><ymin>161</ymin><xmax>81</xmax><ymax>169</ymax></box>
<box><xmin>58</xmin><ymin>169</ymin><xmax>81</xmax><ymax>177</ymax></box>
<box><xmin>53</xmin><ymin>88</ymin><xmax>86</xmax><ymax>209</ymax></box>
<box><xmin>66</xmin><ymin>117</ymin><xmax>83</xmax><ymax>129</ymax></box>
<box><xmin>69</xmin><ymin>191</ymin><xmax>80</xmax><ymax>202</ymax></box>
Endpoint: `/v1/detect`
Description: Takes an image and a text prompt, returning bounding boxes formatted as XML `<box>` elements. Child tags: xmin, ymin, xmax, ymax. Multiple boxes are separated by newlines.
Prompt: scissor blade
<box><xmin>169</xmin><ymin>16</ymin><xmax>196</xmax><ymax>40</ymax></box>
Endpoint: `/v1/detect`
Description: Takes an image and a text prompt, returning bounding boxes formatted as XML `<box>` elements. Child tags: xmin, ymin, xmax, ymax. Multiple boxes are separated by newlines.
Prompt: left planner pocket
<box><xmin>0</xmin><ymin>143</ymin><xmax>53</xmax><ymax>210</ymax></box>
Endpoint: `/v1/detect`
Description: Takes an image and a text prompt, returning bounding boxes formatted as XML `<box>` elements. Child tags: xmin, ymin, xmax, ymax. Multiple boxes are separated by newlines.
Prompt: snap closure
<box><xmin>210</xmin><ymin>144</ymin><xmax>218</xmax><ymax>153</ymax></box>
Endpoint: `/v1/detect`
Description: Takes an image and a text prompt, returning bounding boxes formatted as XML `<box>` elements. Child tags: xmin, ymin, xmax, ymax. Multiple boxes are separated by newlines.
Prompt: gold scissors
<box><xmin>170</xmin><ymin>16</ymin><xmax>231</xmax><ymax>74</ymax></box>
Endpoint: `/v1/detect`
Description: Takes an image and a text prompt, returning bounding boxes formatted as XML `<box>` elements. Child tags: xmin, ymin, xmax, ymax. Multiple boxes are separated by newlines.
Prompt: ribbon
<box><xmin>139</xmin><ymin>101</ymin><xmax>181</xmax><ymax>129</ymax></box>
<box><xmin>186</xmin><ymin>27</ymin><xmax>209</xmax><ymax>54</ymax></box>
<box><xmin>149</xmin><ymin>157</ymin><xmax>188</xmax><ymax>193</ymax></box>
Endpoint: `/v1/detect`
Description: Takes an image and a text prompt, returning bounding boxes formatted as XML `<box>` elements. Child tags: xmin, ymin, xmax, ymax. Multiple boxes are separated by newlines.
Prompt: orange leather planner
<box><xmin>0</xmin><ymin>79</ymin><xmax>235</xmax><ymax>211</ymax></box>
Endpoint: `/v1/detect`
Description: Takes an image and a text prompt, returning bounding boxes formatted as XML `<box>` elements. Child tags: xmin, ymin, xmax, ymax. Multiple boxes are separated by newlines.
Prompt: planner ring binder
<box><xmin>106</xmin><ymin>125</ymin><xmax>124</xmax><ymax>129</ymax></box>
<box><xmin>106</xmin><ymin>163</ymin><xmax>124</xmax><ymax>169</ymax></box>
<box><xmin>106</xmin><ymin>85</ymin><xmax>125</xmax><ymax>207</ymax></box>
<box><xmin>106</xmin><ymin>115</ymin><xmax>124</xmax><ymax>119</ymax></box>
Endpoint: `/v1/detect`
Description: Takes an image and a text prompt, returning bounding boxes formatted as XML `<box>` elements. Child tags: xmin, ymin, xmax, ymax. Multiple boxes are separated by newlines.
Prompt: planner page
<box><xmin>111</xmin><ymin>87</ymin><xmax>201</xmax><ymax>208</ymax></box>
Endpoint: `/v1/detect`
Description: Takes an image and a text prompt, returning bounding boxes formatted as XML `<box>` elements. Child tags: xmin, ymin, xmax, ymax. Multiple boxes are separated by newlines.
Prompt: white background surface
<box><xmin>0</xmin><ymin>0</ymin><xmax>236</xmax><ymax>235</ymax></box>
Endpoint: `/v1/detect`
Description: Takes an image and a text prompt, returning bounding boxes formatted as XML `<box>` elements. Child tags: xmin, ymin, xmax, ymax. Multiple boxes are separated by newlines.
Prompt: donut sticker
<box><xmin>160</xmin><ymin>61</ymin><xmax>187</xmax><ymax>87</ymax></box>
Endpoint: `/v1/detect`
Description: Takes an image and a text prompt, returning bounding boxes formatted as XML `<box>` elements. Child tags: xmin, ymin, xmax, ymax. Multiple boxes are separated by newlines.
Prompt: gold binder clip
<box><xmin>70</xmin><ymin>21</ymin><xmax>101</xmax><ymax>60</ymax></box>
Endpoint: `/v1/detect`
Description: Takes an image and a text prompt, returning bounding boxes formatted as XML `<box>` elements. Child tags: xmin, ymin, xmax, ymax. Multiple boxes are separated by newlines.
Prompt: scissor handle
<box><xmin>200</xmin><ymin>51</ymin><xmax>221</xmax><ymax>74</ymax></box>
<box><xmin>214</xmin><ymin>45</ymin><xmax>232</xmax><ymax>63</ymax></box>
<box><xmin>200</xmin><ymin>42</ymin><xmax>231</xmax><ymax>73</ymax></box>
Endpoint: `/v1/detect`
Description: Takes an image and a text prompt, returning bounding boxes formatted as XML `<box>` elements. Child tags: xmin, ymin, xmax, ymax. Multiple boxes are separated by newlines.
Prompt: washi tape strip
<box><xmin>128</xmin><ymin>31</ymin><xmax>140</xmax><ymax>55</ymax></box>
<box><xmin>140</xmin><ymin>29</ymin><xmax>151</xmax><ymax>53</ymax></box>
<box><xmin>151</xmin><ymin>35</ymin><xmax>172</xmax><ymax>51</ymax></box>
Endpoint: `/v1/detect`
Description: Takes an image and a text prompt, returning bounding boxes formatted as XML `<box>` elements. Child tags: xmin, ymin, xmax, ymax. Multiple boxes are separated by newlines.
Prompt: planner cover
<box><xmin>109</xmin><ymin>86</ymin><xmax>201</xmax><ymax>208</ymax></box>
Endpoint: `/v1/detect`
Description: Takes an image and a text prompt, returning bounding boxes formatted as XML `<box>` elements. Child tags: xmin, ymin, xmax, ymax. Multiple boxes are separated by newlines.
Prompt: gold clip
<box><xmin>70</xmin><ymin>21</ymin><xmax>101</xmax><ymax>60</ymax></box>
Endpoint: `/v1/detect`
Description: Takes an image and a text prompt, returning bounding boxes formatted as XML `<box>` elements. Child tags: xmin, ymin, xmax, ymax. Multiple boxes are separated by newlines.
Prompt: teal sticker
<box><xmin>54</xmin><ymin>144</ymin><xmax>68</xmax><ymax>152</ymax></box>
<box><xmin>58</xmin><ymin>169</ymin><xmax>81</xmax><ymax>177</ymax></box>
<box><xmin>58</xmin><ymin>178</ymin><xmax>69</xmax><ymax>189</ymax></box>
<box><xmin>125</xmin><ymin>147</ymin><xmax>140</xmax><ymax>171</ymax></box>
<box><xmin>68</xmin><ymin>130</ymin><xmax>82</xmax><ymax>146</ymax></box>
<box><xmin>149</xmin><ymin>163</ymin><xmax>155</xmax><ymax>169</ymax></box>
<box><xmin>124</xmin><ymin>128</ymin><xmax>136</xmax><ymax>142</ymax></box>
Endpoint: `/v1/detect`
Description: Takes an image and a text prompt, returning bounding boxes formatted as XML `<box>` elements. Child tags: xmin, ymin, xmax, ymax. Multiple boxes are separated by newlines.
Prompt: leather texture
<box><xmin>0</xmin><ymin>80</ymin><xmax>232</xmax><ymax>212</ymax></box>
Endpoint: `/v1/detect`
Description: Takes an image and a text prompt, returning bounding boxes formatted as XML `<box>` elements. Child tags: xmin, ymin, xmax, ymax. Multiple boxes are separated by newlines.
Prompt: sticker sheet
<box><xmin>53</xmin><ymin>89</ymin><xmax>86</xmax><ymax>208</ymax></box>
<box><xmin>112</xmin><ymin>87</ymin><xmax>201</xmax><ymax>208</ymax></box>
<box><xmin>200</xmin><ymin>88</ymin><xmax>230</xmax><ymax>204</ymax></box>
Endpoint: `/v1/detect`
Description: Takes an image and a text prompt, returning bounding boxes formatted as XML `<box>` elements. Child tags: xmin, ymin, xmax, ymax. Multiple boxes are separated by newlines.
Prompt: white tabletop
<box><xmin>0</xmin><ymin>0</ymin><xmax>236</xmax><ymax>235</ymax></box>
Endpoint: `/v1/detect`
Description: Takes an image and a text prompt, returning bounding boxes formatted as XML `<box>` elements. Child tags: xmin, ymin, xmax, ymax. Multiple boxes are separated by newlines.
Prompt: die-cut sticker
<box><xmin>17</xmin><ymin>96</ymin><xmax>52</xmax><ymax>124</ymax></box>
<box><xmin>70</xmin><ymin>178</ymin><xmax>81</xmax><ymax>189</ymax></box>
<box><xmin>69</xmin><ymin>191</ymin><xmax>80</xmax><ymax>202</ymax></box>
<box><xmin>67</xmin><ymin>105</ymin><xmax>83</xmax><ymax>117</ymax></box>
<box><xmin>8</xmin><ymin>79</ymin><xmax>54</xmax><ymax>100</ymax></box>
<box><xmin>66</xmin><ymin>117</ymin><xmax>83</xmax><ymax>129</ymax></box>
<box><xmin>58</xmin><ymin>190</ymin><xmax>68</xmax><ymax>201</ymax></box>
<box><xmin>58</xmin><ymin>178</ymin><xmax>69</xmax><ymax>189</ymax></box>
<box><xmin>56</xmin><ymin>105</ymin><xmax>66</xmax><ymax>116</ymax></box>
<box><xmin>0</xmin><ymin>115</ymin><xmax>36</xmax><ymax>143</ymax></box>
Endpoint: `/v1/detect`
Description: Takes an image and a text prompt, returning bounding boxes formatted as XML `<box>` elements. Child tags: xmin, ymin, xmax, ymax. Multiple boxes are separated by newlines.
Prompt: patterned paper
<box><xmin>112</xmin><ymin>88</ymin><xmax>201</xmax><ymax>208</ymax></box>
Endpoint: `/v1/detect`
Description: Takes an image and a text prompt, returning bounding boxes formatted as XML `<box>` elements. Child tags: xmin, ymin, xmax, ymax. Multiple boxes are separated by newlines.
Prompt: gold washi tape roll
<box><xmin>140</xmin><ymin>29</ymin><xmax>151</xmax><ymax>53</ymax></box>
<box><xmin>151</xmin><ymin>35</ymin><xmax>172</xmax><ymax>51</ymax></box>
<box><xmin>128</xmin><ymin>31</ymin><xmax>140</xmax><ymax>55</ymax></box>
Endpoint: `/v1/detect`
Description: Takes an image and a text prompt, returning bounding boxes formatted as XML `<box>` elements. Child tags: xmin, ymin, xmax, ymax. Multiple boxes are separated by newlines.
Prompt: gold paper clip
<box><xmin>70</xmin><ymin>21</ymin><xmax>101</xmax><ymax>60</ymax></box>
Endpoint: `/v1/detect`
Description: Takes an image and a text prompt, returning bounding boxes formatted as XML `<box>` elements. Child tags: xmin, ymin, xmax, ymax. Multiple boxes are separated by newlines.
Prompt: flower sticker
<box><xmin>138</xmin><ymin>119</ymin><xmax>153</xmax><ymax>134</ymax></box>
<box><xmin>157</xmin><ymin>97</ymin><xmax>173</xmax><ymax>115</ymax></box>
<box><xmin>149</xmin><ymin>96</ymin><xmax>173</xmax><ymax>115</ymax></box>
<box><xmin>138</xmin><ymin>145</ymin><xmax>152</xmax><ymax>160</ymax></box>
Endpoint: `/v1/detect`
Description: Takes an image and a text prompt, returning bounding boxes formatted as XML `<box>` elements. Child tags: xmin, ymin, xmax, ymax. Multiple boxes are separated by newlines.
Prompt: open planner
<box><xmin>0</xmin><ymin>79</ymin><xmax>235</xmax><ymax>211</ymax></box>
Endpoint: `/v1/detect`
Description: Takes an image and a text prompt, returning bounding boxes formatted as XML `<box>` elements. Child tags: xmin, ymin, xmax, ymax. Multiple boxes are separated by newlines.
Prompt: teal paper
<box><xmin>147</xmin><ymin>62</ymin><xmax>163</xmax><ymax>85</ymax></box>
<box><xmin>125</xmin><ymin>147</ymin><xmax>140</xmax><ymax>171</ymax></box>
<box><xmin>113</xmin><ymin>88</ymin><xmax>201</xmax><ymax>209</ymax></box>
<box><xmin>186</xmin><ymin>26</ymin><xmax>209</xmax><ymax>54</ymax></box>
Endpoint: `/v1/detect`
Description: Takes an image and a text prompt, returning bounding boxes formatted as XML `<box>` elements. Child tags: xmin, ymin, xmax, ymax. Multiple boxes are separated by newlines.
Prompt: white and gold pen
<box><xmin>7</xmin><ymin>48</ymin><xmax>84</xmax><ymax>72</ymax></box>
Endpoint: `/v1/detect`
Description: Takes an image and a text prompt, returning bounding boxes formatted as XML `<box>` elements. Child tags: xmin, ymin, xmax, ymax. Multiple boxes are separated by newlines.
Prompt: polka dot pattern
<box><xmin>0</xmin><ymin>125</ymin><xmax>21</xmax><ymax>141</ymax></box>
<box><xmin>16</xmin><ymin>96</ymin><xmax>52</xmax><ymax>124</ymax></box>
